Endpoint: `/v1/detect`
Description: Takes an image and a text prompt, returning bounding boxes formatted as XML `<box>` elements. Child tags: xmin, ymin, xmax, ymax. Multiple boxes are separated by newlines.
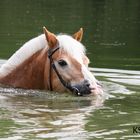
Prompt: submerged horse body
<box><xmin>0</xmin><ymin>27</ymin><xmax>103</xmax><ymax>96</ymax></box>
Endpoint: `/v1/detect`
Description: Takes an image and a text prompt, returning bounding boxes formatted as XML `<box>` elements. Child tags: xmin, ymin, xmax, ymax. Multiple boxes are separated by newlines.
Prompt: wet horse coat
<box><xmin>0</xmin><ymin>28</ymin><xmax>102</xmax><ymax>95</ymax></box>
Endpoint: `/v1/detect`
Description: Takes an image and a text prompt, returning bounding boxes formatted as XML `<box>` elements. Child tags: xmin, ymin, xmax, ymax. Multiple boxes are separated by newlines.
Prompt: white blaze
<box><xmin>81</xmin><ymin>65</ymin><xmax>103</xmax><ymax>94</ymax></box>
<box><xmin>82</xmin><ymin>65</ymin><xmax>97</xmax><ymax>86</ymax></box>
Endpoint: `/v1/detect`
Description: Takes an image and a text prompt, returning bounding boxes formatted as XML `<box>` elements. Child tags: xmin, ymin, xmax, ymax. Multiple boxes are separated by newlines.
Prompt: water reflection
<box><xmin>0</xmin><ymin>92</ymin><xmax>104</xmax><ymax>140</ymax></box>
<box><xmin>86</xmin><ymin>95</ymin><xmax>140</xmax><ymax>139</ymax></box>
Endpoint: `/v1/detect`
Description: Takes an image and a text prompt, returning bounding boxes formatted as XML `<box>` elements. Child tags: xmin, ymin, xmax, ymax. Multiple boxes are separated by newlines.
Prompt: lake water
<box><xmin>0</xmin><ymin>0</ymin><xmax>140</xmax><ymax>140</ymax></box>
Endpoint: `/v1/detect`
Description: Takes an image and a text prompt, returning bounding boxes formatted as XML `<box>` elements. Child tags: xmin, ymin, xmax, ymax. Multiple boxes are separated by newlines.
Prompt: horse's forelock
<box><xmin>57</xmin><ymin>35</ymin><xmax>86</xmax><ymax>64</ymax></box>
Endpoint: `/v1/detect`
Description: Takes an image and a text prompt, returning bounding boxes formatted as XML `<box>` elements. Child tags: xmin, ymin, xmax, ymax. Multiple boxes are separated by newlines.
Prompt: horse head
<box><xmin>43</xmin><ymin>27</ymin><xmax>103</xmax><ymax>96</ymax></box>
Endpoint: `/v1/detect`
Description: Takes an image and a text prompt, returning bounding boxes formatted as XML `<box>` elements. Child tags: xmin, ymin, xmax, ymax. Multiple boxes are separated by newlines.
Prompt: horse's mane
<box><xmin>0</xmin><ymin>34</ymin><xmax>85</xmax><ymax>77</ymax></box>
<box><xmin>0</xmin><ymin>34</ymin><xmax>47</xmax><ymax>77</ymax></box>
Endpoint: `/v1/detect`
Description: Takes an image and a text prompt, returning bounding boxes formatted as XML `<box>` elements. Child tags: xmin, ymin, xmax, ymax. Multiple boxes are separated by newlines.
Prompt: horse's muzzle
<box><xmin>72</xmin><ymin>80</ymin><xmax>92</xmax><ymax>96</ymax></box>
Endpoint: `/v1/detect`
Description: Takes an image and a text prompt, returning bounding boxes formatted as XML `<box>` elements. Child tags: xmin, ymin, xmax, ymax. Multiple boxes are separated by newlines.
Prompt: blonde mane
<box><xmin>0</xmin><ymin>34</ymin><xmax>85</xmax><ymax>77</ymax></box>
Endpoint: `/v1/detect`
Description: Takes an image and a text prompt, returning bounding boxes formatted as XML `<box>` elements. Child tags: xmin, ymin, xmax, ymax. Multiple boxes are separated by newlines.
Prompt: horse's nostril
<box><xmin>72</xmin><ymin>80</ymin><xmax>92</xmax><ymax>96</ymax></box>
<box><xmin>84</xmin><ymin>80</ymin><xmax>90</xmax><ymax>87</ymax></box>
<box><xmin>86</xmin><ymin>83</ymin><xmax>90</xmax><ymax>87</ymax></box>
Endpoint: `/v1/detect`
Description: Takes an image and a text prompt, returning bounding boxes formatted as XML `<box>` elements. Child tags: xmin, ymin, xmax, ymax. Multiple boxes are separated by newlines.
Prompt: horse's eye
<box><xmin>58</xmin><ymin>60</ymin><xmax>67</xmax><ymax>67</ymax></box>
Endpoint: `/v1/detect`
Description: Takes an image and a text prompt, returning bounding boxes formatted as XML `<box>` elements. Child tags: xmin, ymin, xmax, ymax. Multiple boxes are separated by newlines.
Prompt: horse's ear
<box><xmin>43</xmin><ymin>27</ymin><xmax>57</xmax><ymax>48</ymax></box>
<box><xmin>73</xmin><ymin>28</ymin><xmax>83</xmax><ymax>42</ymax></box>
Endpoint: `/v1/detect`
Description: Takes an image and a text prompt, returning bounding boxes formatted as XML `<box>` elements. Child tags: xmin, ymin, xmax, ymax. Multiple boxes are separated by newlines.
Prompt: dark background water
<box><xmin>0</xmin><ymin>0</ymin><xmax>140</xmax><ymax>70</ymax></box>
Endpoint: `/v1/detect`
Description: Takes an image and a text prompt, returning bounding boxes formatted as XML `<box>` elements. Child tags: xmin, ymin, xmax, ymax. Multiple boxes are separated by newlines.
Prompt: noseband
<box><xmin>47</xmin><ymin>46</ymin><xmax>81</xmax><ymax>96</ymax></box>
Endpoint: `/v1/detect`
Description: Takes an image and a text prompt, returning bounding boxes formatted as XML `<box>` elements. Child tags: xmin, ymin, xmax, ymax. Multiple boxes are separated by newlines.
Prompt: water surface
<box><xmin>0</xmin><ymin>60</ymin><xmax>140</xmax><ymax>139</ymax></box>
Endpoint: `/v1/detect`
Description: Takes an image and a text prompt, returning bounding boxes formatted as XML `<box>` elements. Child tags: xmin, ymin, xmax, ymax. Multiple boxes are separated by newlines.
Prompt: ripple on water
<box><xmin>0</xmin><ymin>59</ymin><xmax>140</xmax><ymax>139</ymax></box>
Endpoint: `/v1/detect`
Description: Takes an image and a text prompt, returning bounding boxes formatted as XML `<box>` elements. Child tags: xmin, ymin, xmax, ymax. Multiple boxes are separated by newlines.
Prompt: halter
<box><xmin>47</xmin><ymin>46</ymin><xmax>81</xmax><ymax>96</ymax></box>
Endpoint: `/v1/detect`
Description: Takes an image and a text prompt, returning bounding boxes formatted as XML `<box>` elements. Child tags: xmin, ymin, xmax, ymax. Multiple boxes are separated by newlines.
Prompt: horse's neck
<box><xmin>0</xmin><ymin>49</ymin><xmax>48</xmax><ymax>89</ymax></box>
<box><xmin>0</xmin><ymin>48</ymin><xmax>67</xmax><ymax>92</ymax></box>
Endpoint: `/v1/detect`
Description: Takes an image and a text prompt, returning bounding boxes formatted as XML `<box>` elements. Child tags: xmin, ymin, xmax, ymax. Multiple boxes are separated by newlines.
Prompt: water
<box><xmin>0</xmin><ymin>0</ymin><xmax>140</xmax><ymax>70</ymax></box>
<box><xmin>0</xmin><ymin>61</ymin><xmax>140</xmax><ymax>139</ymax></box>
<box><xmin>0</xmin><ymin>0</ymin><xmax>140</xmax><ymax>139</ymax></box>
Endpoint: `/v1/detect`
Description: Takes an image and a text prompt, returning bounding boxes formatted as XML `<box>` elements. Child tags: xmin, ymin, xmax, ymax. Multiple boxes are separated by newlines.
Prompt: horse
<box><xmin>0</xmin><ymin>27</ymin><xmax>103</xmax><ymax>96</ymax></box>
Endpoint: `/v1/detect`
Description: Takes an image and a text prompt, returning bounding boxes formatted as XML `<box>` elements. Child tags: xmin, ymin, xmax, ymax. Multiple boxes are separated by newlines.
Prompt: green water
<box><xmin>0</xmin><ymin>0</ymin><xmax>140</xmax><ymax>70</ymax></box>
<box><xmin>0</xmin><ymin>0</ymin><xmax>140</xmax><ymax>140</ymax></box>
